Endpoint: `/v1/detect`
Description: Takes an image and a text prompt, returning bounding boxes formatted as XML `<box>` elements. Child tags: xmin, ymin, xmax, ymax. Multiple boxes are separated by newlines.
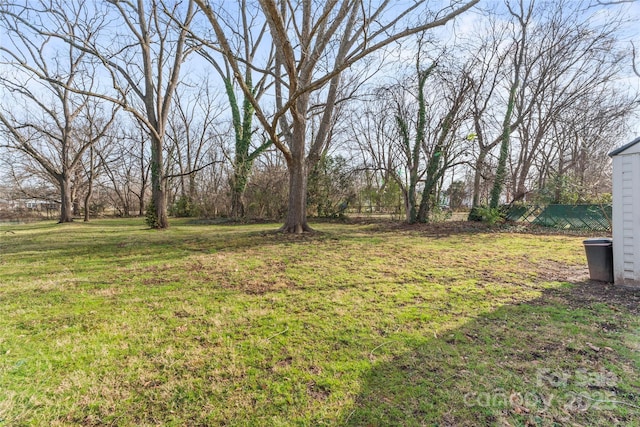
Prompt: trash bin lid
<box><xmin>583</xmin><ymin>238</ymin><xmax>613</xmax><ymax>246</ymax></box>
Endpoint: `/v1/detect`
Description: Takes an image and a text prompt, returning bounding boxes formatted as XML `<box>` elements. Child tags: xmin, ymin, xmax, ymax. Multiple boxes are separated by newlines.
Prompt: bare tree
<box><xmin>351</xmin><ymin>49</ymin><xmax>471</xmax><ymax>223</ymax></box>
<box><xmin>465</xmin><ymin>27</ymin><xmax>512</xmax><ymax>208</ymax></box>
<box><xmin>464</xmin><ymin>0</ymin><xmax>618</xmax><ymax>208</ymax></box>
<box><xmin>196</xmin><ymin>0</ymin><xmax>479</xmax><ymax>232</ymax></box>
<box><xmin>349</xmin><ymin>96</ymin><xmax>400</xmax><ymax>215</ymax></box>
<box><xmin>0</xmin><ymin>4</ymin><xmax>117</xmax><ymax>222</ymax></box>
<box><xmin>416</xmin><ymin>65</ymin><xmax>473</xmax><ymax>222</ymax></box>
<box><xmin>77</xmin><ymin>104</ymin><xmax>119</xmax><ymax>221</ymax></box>
<box><xmin>95</xmin><ymin>120</ymin><xmax>152</xmax><ymax>217</ymax></box>
<box><xmin>95</xmin><ymin>0</ymin><xmax>196</xmax><ymax>228</ymax></box>
<box><xmin>165</xmin><ymin>79</ymin><xmax>224</xmax><ymax>215</ymax></box>
<box><xmin>507</xmin><ymin>0</ymin><xmax>629</xmax><ymax>203</ymax></box>
<box><xmin>4</xmin><ymin>0</ymin><xmax>199</xmax><ymax>228</ymax></box>
<box><xmin>530</xmin><ymin>83</ymin><xmax>636</xmax><ymax>203</ymax></box>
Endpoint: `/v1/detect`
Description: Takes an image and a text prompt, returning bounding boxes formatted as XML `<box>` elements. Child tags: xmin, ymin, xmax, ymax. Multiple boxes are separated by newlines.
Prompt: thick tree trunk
<box><xmin>406</xmin><ymin>182</ymin><xmax>417</xmax><ymax>223</ymax></box>
<box><xmin>280</xmin><ymin>94</ymin><xmax>313</xmax><ymax>233</ymax></box>
<box><xmin>512</xmin><ymin>171</ymin><xmax>529</xmax><ymax>203</ymax></box>
<box><xmin>152</xmin><ymin>185</ymin><xmax>169</xmax><ymax>228</ymax></box>
<box><xmin>472</xmin><ymin>149</ymin><xmax>488</xmax><ymax>207</ymax></box>
<box><xmin>230</xmin><ymin>191</ymin><xmax>244</xmax><ymax>219</ymax></box>
<box><xmin>59</xmin><ymin>175</ymin><xmax>74</xmax><ymax>223</ymax></box>
<box><xmin>417</xmin><ymin>190</ymin><xmax>432</xmax><ymax>223</ymax></box>
<box><xmin>150</xmin><ymin>136</ymin><xmax>169</xmax><ymax>229</ymax></box>
<box><xmin>230</xmin><ymin>161</ymin><xmax>251</xmax><ymax>219</ymax></box>
<box><xmin>417</xmin><ymin>150</ymin><xmax>445</xmax><ymax>223</ymax></box>
<box><xmin>280</xmin><ymin>156</ymin><xmax>311</xmax><ymax>233</ymax></box>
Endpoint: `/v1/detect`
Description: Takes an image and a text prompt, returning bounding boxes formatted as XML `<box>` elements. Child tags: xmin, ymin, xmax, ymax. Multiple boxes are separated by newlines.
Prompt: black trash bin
<box><xmin>583</xmin><ymin>238</ymin><xmax>613</xmax><ymax>282</ymax></box>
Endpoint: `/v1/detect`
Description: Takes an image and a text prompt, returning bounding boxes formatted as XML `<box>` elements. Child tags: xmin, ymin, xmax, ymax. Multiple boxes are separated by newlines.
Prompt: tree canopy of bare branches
<box><xmin>196</xmin><ymin>0</ymin><xmax>480</xmax><ymax>232</ymax></box>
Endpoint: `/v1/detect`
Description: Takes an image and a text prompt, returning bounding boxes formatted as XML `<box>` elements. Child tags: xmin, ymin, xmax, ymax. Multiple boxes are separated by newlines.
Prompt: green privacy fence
<box><xmin>505</xmin><ymin>204</ymin><xmax>612</xmax><ymax>232</ymax></box>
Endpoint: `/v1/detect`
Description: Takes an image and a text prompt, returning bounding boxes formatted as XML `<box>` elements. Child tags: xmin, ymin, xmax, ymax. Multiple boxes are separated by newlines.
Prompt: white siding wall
<box><xmin>612</xmin><ymin>152</ymin><xmax>640</xmax><ymax>286</ymax></box>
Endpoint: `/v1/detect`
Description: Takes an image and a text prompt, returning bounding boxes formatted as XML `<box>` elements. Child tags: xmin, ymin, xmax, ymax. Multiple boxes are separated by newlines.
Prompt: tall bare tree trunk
<box><xmin>281</xmin><ymin>115</ymin><xmax>311</xmax><ymax>233</ymax></box>
<box><xmin>472</xmin><ymin>150</ymin><xmax>487</xmax><ymax>207</ymax></box>
<box><xmin>139</xmin><ymin>139</ymin><xmax>147</xmax><ymax>217</ymax></box>
<box><xmin>282</xmin><ymin>156</ymin><xmax>310</xmax><ymax>233</ymax></box>
<box><xmin>150</xmin><ymin>136</ymin><xmax>169</xmax><ymax>228</ymax></box>
<box><xmin>84</xmin><ymin>146</ymin><xmax>95</xmax><ymax>222</ymax></box>
<box><xmin>59</xmin><ymin>175</ymin><xmax>74</xmax><ymax>223</ymax></box>
<box><xmin>83</xmin><ymin>185</ymin><xmax>93</xmax><ymax>222</ymax></box>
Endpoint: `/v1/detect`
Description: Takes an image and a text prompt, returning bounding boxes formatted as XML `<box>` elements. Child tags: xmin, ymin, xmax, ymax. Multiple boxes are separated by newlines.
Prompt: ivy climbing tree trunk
<box><xmin>224</xmin><ymin>77</ymin><xmax>271</xmax><ymax>219</ymax></box>
<box><xmin>417</xmin><ymin>75</ymin><xmax>468</xmax><ymax>222</ymax></box>
<box><xmin>489</xmin><ymin>0</ymin><xmax>529</xmax><ymax>209</ymax></box>
<box><xmin>195</xmin><ymin>4</ymin><xmax>273</xmax><ymax>220</ymax></box>
<box><xmin>228</xmin><ymin>74</ymin><xmax>253</xmax><ymax>218</ymax></box>
<box><xmin>395</xmin><ymin>111</ymin><xmax>419</xmax><ymax>224</ymax></box>
<box><xmin>417</xmin><ymin>110</ymin><xmax>456</xmax><ymax>222</ymax></box>
<box><xmin>489</xmin><ymin>82</ymin><xmax>518</xmax><ymax>209</ymax></box>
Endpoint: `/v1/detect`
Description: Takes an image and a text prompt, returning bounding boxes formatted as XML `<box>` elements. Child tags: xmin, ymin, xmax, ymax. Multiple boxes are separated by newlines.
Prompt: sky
<box><xmin>1</xmin><ymin>0</ymin><xmax>639</xmax><ymax>142</ymax></box>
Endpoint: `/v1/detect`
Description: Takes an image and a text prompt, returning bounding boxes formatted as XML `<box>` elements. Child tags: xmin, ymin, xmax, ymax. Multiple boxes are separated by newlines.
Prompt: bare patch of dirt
<box><xmin>536</xmin><ymin>263</ymin><xmax>589</xmax><ymax>283</ymax></box>
<box><xmin>548</xmin><ymin>280</ymin><xmax>640</xmax><ymax>316</ymax></box>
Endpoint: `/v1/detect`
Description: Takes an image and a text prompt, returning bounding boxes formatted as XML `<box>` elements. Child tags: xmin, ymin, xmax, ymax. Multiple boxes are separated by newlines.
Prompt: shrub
<box><xmin>145</xmin><ymin>199</ymin><xmax>159</xmax><ymax>228</ymax></box>
<box><xmin>169</xmin><ymin>195</ymin><xmax>201</xmax><ymax>218</ymax></box>
<box><xmin>468</xmin><ymin>205</ymin><xmax>504</xmax><ymax>224</ymax></box>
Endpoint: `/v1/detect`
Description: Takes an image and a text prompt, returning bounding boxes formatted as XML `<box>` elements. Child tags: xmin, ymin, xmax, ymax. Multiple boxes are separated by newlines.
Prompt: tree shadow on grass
<box><xmin>340</xmin><ymin>281</ymin><xmax>640</xmax><ymax>426</ymax></box>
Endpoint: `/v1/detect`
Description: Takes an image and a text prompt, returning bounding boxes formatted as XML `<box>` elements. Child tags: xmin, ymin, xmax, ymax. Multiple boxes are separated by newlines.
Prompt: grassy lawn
<box><xmin>0</xmin><ymin>218</ymin><xmax>638</xmax><ymax>426</ymax></box>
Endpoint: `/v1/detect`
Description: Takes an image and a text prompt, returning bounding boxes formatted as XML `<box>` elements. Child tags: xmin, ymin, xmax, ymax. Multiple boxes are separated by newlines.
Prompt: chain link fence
<box><xmin>505</xmin><ymin>204</ymin><xmax>612</xmax><ymax>232</ymax></box>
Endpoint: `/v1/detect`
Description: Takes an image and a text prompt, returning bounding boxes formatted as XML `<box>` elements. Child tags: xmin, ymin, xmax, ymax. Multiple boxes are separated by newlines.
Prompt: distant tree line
<box><xmin>0</xmin><ymin>0</ymin><xmax>636</xmax><ymax>228</ymax></box>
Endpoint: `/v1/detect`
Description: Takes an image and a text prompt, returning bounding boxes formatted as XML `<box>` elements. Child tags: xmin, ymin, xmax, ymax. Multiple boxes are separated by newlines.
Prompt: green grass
<box><xmin>0</xmin><ymin>218</ymin><xmax>638</xmax><ymax>426</ymax></box>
